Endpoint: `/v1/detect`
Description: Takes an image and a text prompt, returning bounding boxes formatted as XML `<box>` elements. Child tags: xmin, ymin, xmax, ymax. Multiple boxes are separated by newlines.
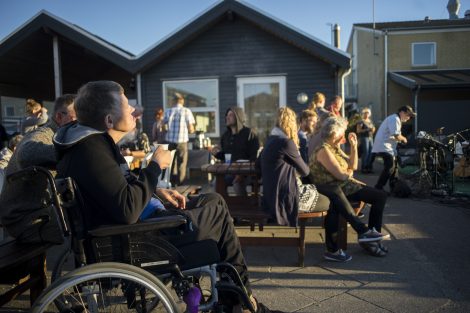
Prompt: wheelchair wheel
<box><xmin>32</xmin><ymin>262</ymin><xmax>181</xmax><ymax>313</ymax></box>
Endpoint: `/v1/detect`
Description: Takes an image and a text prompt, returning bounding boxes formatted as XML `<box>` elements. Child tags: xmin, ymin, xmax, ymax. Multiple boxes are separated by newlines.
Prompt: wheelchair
<box><xmin>6</xmin><ymin>166</ymin><xmax>255</xmax><ymax>313</ymax></box>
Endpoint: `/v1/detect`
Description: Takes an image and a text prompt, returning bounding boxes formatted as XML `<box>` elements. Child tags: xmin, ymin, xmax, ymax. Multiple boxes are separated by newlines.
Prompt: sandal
<box><xmin>378</xmin><ymin>242</ymin><xmax>389</xmax><ymax>253</ymax></box>
<box><xmin>360</xmin><ymin>242</ymin><xmax>387</xmax><ymax>257</ymax></box>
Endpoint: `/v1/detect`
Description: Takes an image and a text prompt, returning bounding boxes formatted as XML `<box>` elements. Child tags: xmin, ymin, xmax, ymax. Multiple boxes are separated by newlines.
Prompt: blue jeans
<box><xmin>360</xmin><ymin>137</ymin><xmax>373</xmax><ymax>170</ymax></box>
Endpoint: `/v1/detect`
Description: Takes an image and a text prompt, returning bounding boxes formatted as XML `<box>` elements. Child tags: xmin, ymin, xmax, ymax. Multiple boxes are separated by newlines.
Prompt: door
<box><xmin>237</xmin><ymin>76</ymin><xmax>286</xmax><ymax>145</ymax></box>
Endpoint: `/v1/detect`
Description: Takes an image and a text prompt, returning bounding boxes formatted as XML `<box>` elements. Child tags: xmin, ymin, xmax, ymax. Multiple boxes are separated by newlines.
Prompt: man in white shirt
<box><xmin>372</xmin><ymin>105</ymin><xmax>416</xmax><ymax>191</ymax></box>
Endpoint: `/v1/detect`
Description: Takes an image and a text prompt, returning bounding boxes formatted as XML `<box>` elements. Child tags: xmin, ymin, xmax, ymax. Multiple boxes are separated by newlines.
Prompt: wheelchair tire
<box><xmin>32</xmin><ymin>262</ymin><xmax>181</xmax><ymax>313</ymax></box>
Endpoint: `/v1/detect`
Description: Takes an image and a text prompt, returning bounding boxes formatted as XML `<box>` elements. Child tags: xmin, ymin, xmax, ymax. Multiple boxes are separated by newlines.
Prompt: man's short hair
<box><xmin>75</xmin><ymin>81</ymin><xmax>124</xmax><ymax>130</ymax></box>
<box><xmin>173</xmin><ymin>92</ymin><xmax>184</xmax><ymax>101</ymax></box>
<box><xmin>397</xmin><ymin>105</ymin><xmax>416</xmax><ymax>118</ymax></box>
<box><xmin>300</xmin><ymin>109</ymin><xmax>317</xmax><ymax>122</ymax></box>
<box><xmin>53</xmin><ymin>94</ymin><xmax>75</xmax><ymax>115</ymax></box>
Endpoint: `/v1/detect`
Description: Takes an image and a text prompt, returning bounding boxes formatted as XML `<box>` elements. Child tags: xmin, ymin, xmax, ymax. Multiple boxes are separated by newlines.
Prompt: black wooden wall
<box><xmin>141</xmin><ymin>14</ymin><xmax>337</xmax><ymax>138</ymax></box>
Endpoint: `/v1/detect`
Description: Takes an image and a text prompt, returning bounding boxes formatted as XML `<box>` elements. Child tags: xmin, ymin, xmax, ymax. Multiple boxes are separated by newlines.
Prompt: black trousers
<box><xmin>375</xmin><ymin>152</ymin><xmax>398</xmax><ymax>190</ymax></box>
<box><xmin>157</xmin><ymin>193</ymin><xmax>251</xmax><ymax>294</ymax></box>
<box><xmin>168</xmin><ymin>142</ymin><xmax>188</xmax><ymax>186</ymax></box>
<box><xmin>316</xmin><ymin>184</ymin><xmax>387</xmax><ymax>252</ymax></box>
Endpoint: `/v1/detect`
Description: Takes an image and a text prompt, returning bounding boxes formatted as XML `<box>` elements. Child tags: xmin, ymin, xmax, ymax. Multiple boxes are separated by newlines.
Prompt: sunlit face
<box><xmin>112</xmin><ymin>94</ymin><xmax>136</xmax><ymax>133</ymax></box>
<box><xmin>225</xmin><ymin>110</ymin><xmax>237</xmax><ymax>127</ymax></box>
<box><xmin>362</xmin><ymin>110</ymin><xmax>370</xmax><ymax>120</ymax></box>
<box><xmin>331</xmin><ymin>99</ymin><xmax>343</xmax><ymax>111</ymax></box>
<box><xmin>55</xmin><ymin>103</ymin><xmax>77</xmax><ymax>126</ymax></box>
<box><xmin>302</xmin><ymin>116</ymin><xmax>317</xmax><ymax>133</ymax></box>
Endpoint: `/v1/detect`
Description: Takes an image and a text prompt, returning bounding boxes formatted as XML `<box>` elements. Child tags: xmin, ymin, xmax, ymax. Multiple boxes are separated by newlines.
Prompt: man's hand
<box><xmin>211</xmin><ymin>145</ymin><xmax>221</xmax><ymax>156</ymax></box>
<box><xmin>152</xmin><ymin>146</ymin><xmax>171</xmax><ymax>169</ymax></box>
<box><xmin>156</xmin><ymin>188</ymin><xmax>186</xmax><ymax>209</ymax></box>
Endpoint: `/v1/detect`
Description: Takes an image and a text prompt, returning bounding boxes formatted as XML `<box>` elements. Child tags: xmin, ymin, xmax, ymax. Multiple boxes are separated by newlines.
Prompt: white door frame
<box><xmin>236</xmin><ymin>76</ymin><xmax>286</xmax><ymax>110</ymax></box>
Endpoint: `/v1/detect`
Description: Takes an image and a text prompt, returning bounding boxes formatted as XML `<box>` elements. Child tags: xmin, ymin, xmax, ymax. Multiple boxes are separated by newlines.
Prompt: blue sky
<box><xmin>1</xmin><ymin>0</ymin><xmax>469</xmax><ymax>54</ymax></box>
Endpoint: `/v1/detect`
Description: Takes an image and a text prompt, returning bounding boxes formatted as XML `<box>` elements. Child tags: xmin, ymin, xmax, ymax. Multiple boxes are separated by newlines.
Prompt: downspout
<box><xmin>383</xmin><ymin>30</ymin><xmax>388</xmax><ymax>119</ymax></box>
<box><xmin>52</xmin><ymin>36</ymin><xmax>62</xmax><ymax>98</ymax></box>
<box><xmin>413</xmin><ymin>85</ymin><xmax>421</xmax><ymax>135</ymax></box>
<box><xmin>332</xmin><ymin>23</ymin><xmax>348</xmax><ymax>117</ymax></box>
<box><xmin>136</xmin><ymin>73</ymin><xmax>142</xmax><ymax>106</ymax></box>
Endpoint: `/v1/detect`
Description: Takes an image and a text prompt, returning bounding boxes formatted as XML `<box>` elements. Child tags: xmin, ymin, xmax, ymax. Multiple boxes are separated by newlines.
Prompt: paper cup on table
<box><xmin>224</xmin><ymin>153</ymin><xmax>232</xmax><ymax>164</ymax></box>
<box><xmin>155</xmin><ymin>144</ymin><xmax>169</xmax><ymax>150</ymax></box>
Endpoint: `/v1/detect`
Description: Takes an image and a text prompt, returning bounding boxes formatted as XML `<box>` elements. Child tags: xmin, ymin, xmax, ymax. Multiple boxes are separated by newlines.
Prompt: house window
<box><xmin>163</xmin><ymin>79</ymin><xmax>219</xmax><ymax>137</ymax></box>
<box><xmin>412</xmin><ymin>42</ymin><xmax>436</xmax><ymax>66</ymax></box>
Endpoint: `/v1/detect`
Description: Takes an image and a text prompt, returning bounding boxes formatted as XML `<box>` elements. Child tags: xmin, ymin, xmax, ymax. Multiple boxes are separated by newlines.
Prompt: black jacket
<box><xmin>215</xmin><ymin>107</ymin><xmax>260</xmax><ymax>162</ymax></box>
<box><xmin>53</xmin><ymin>122</ymin><xmax>161</xmax><ymax>231</ymax></box>
<box><xmin>260</xmin><ymin>128</ymin><xmax>309</xmax><ymax>227</ymax></box>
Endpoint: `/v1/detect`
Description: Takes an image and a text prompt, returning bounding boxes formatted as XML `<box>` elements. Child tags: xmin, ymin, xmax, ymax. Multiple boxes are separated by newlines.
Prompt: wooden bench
<box><xmin>233</xmin><ymin>201</ymin><xmax>364</xmax><ymax>267</ymax></box>
<box><xmin>0</xmin><ymin>237</ymin><xmax>51</xmax><ymax>307</ymax></box>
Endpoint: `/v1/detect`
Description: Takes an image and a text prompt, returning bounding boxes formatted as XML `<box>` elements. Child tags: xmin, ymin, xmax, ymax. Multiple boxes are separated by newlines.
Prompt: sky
<box><xmin>1</xmin><ymin>0</ymin><xmax>470</xmax><ymax>55</ymax></box>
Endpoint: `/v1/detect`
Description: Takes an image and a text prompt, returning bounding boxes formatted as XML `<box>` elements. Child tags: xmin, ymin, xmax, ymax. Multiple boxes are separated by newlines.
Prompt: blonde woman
<box><xmin>260</xmin><ymin>107</ymin><xmax>329</xmax><ymax>227</ymax></box>
<box><xmin>21</xmin><ymin>99</ymin><xmax>48</xmax><ymax>134</ymax></box>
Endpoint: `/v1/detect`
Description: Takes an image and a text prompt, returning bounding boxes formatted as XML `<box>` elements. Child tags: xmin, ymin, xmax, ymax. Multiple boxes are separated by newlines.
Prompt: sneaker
<box><xmin>324</xmin><ymin>249</ymin><xmax>352</xmax><ymax>262</ymax></box>
<box><xmin>358</xmin><ymin>229</ymin><xmax>386</xmax><ymax>243</ymax></box>
<box><xmin>372</xmin><ymin>227</ymin><xmax>390</xmax><ymax>240</ymax></box>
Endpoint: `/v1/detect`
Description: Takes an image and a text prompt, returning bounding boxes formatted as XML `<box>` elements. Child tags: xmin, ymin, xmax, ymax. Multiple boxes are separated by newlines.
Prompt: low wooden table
<box><xmin>201</xmin><ymin>162</ymin><xmax>262</xmax><ymax>220</ymax></box>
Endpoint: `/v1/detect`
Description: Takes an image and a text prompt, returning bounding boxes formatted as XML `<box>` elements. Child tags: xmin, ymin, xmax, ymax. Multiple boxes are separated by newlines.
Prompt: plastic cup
<box><xmin>224</xmin><ymin>153</ymin><xmax>232</xmax><ymax>164</ymax></box>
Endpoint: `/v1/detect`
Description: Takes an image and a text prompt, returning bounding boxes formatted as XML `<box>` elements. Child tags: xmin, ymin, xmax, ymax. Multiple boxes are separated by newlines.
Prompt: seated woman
<box><xmin>309</xmin><ymin>116</ymin><xmax>389</xmax><ymax>261</ymax></box>
<box><xmin>260</xmin><ymin>107</ymin><xmax>330</xmax><ymax>227</ymax></box>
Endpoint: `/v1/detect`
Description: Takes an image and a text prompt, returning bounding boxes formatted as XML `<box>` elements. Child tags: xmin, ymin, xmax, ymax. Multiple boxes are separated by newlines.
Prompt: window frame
<box><xmin>162</xmin><ymin>78</ymin><xmax>220</xmax><ymax>137</ymax></box>
<box><xmin>411</xmin><ymin>42</ymin><xmax>436</xmax><ymax>67</ymax></box>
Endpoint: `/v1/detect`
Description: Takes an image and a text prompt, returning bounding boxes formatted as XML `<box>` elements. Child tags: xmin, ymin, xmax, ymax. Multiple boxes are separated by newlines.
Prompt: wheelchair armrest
<box><xmin>87</xmin><ymin>215</ymin><xmax>187</xmax><ymax>238</ymax></box>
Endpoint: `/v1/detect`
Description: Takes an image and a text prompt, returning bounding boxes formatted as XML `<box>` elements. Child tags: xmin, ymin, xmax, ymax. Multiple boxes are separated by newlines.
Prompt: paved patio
<box><xmin>1</xmin><ymin>167</ymin><xmax>470</xmax><ymax>312</ymax></box>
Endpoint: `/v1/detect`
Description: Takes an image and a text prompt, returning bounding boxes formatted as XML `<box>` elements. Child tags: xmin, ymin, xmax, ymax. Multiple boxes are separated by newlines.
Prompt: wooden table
<box><xmin>201</xmin><ymin>162</ymin><xmax>265</xmax><ymax>223</ymax></box>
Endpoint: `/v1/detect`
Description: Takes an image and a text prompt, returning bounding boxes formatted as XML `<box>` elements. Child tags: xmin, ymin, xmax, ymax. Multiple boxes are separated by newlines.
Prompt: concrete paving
<box><xmin>1</xmin><ymin>168</ymin><xmax>470</xmax><ymax>312</ymax></box>
<box><xmin>241</xmin><ymin>171</ymin><xmax>470</xmax><ymax>312</ymax></box>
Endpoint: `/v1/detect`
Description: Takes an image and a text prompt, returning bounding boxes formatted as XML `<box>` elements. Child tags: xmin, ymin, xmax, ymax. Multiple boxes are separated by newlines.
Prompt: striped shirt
<box><xmin>163</xmin><ymin>105</ymin><xmax>195</xmax><ymax>143</ymax></box>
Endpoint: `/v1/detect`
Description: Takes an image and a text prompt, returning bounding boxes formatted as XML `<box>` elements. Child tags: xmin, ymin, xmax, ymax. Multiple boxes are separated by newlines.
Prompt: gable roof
<box><xmin>354</xmin><ymin>18</ymin><xmax>470</xmax><ymax>31</ymax></box>
<box><xmin>0</xmin><ymin>10</ymin><xmax>135</xmax><ymax>71</ymax></box>
<box><xmin>133</xmin><ymin>0</ymin><xmax>350</xmax><ymax>72</ymax></box>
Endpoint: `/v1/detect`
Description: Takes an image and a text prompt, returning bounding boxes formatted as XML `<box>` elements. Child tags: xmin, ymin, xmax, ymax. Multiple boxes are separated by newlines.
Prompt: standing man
<box><xmin>164</xmin><ymin>92</ymin><xmax>195</xmax><ymax>186</ymax></box>
<box><xmin>212</xmin><ymin>107</ymin><xmax>259</xmax><ymax>196</ymax></box>
<box><xmin>298</xmin><ymin>109</ymin><xmax>317</xmax><ymax>164</ymax></box>
<box><xmin>372</xmin><ymin>105</ymin><xmax>416</xmax><ymax>191</ymax></box>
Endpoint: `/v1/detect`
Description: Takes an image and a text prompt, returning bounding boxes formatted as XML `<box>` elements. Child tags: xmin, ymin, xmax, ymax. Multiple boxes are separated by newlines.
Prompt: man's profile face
<box><xmin>399</xmin><ymin>111</ymin><xmax>411</xmax><ymax>123</ymax></box>
<box><xmin>113</xmin><ymin>94</ymin><xmax>136</xmax><ymax>133</ymax></box>
<box><xmin>56</xmin><ymin>104</ymin><xmax>77</xmax><ymax>126</ymax></box>
<box><xmin>225</xmin><ymin>110</ymin><xmax>236</xmax><ymax>127</ymax></box>
<box><xmin>331</xmin><ymin>99</ymin><xmax>342</xmax><ymax>111</ymax></box>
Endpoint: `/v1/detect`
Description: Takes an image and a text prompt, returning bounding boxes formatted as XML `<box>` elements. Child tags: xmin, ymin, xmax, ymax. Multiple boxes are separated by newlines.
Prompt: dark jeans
<box><xmin>157</xmin><ymin>193</ymin><xmax>251</xmax><ymax>294</ymax></box>
<box><xmin>360</xmin><ymin>137</ymin><xmax>373</xmax><ymax>171</ymax></box>
<box><xmin>375</xmin><ymin>152</ymin><xmax>398</xmax><ymax>190</ymax></box>
<box><xmin>316</xmin><ymin>184</ymin><xmax>387</xmax><ymax>253</ymax></box>
<box><xmin>168</xmin><ymin>142</ymin><xmax>188</xmax><ymax>186</ymax></box>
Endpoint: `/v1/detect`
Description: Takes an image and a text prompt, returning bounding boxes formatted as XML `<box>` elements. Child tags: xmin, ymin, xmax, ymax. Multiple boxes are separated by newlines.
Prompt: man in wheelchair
<box><xmin>52</xmin><ymin>81</ymin><xmax>281</xmax><ymax>313</ymax></box>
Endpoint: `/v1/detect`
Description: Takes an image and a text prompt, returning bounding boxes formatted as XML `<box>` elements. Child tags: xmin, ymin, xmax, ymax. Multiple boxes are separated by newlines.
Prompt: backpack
<box><xmin>0</xmin><ymin>167</ymin><xmax>65</xmax><ymax>244</ymax></box>
<box><xmin>392</xmin><ymin>179</ymin><xmax>412</xmax><ymax>198</ymax></box>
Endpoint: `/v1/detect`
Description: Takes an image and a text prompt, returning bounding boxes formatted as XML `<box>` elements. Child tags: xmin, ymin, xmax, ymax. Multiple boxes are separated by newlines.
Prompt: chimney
<box><xmin>447</xmin><ymin>0</ymin><xmax>461</xmax><ymax>19</ymax></box>
<box><xmin>333</xmin><ymin>24</ymin><xmax>340</xmax><ymax>48</ymax></box>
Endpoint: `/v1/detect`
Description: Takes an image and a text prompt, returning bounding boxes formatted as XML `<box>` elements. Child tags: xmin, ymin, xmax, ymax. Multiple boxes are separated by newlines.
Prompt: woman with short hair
<box><xmin>309</xmin><ymin>116</ymin><xmax>389</xmax><ymax>261</ymax></box>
